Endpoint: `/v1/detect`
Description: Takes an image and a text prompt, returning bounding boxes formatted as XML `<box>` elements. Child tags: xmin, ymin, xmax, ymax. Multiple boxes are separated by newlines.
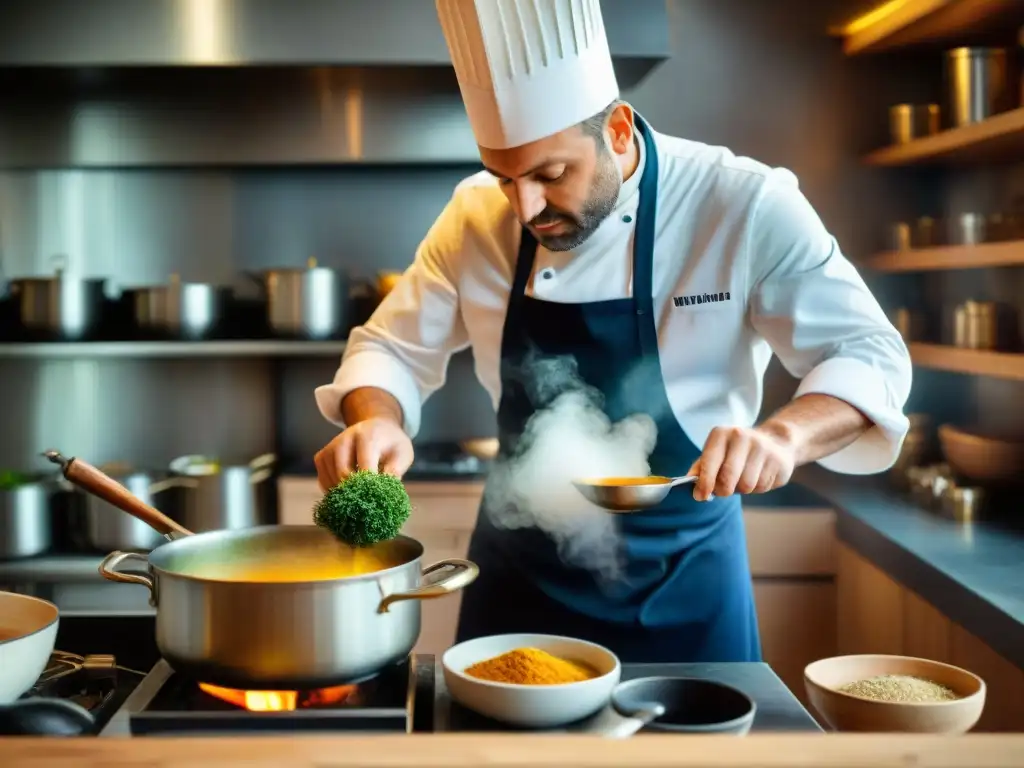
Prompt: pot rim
<box><xmin>146</xmin><ymin>526</ymin><xmax>427</xmax><ymax>588</ymax></box>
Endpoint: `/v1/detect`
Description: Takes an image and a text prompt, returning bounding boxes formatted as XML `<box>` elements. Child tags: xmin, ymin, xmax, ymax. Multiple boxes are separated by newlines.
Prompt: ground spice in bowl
<box><xmin>838</xmin><ymin>674</ymin><xmax>961</xmax><ymax>703</ymax></box>
<box><xmin>464</xmin><ymin>647</ymin><xmax>599</xmax><ymax>685</ymax></box>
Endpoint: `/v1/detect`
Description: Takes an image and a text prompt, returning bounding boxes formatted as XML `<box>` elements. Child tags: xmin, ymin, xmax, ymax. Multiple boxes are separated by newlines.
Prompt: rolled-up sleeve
<box><xmin>314</xmin><ymin>192</ymin><xmax>471</xmax><ymax>438</ymax></box>
<box><xmin>747</xmin><ymin>170</ymin><xmax>912</xmax><ymax>475</ymax></box>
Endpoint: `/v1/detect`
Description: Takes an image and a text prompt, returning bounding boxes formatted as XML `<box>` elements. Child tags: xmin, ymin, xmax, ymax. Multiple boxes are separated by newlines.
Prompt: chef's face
<box><xmin>479</xmin><ymin>104</ymin><xmax>635</xmax><ymax>252</ymax></box>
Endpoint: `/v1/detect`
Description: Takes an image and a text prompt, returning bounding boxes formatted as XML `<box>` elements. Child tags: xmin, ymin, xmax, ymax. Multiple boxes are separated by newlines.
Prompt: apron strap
<box><xmin>631</xmin><ymin>115</ymin><xmax>661</xmax><ymax>358</ymax></box>
<box><xmin>505</xmin><ymin>114</ymin><xmax>661</xmax><ymax>350</ymax></box>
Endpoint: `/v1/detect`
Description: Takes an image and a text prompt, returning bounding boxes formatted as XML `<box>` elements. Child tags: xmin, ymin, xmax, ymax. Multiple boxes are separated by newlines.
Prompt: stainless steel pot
<box><xmin>6</xmin><ymin>257</ymin><xmax>107</xmax><ymax>339</ymax></box>
<box><xmin>0</xmin><ymin>477</ymin><xmax>53</xmax><ymax>559</ymax></box>
<box><xmin>83</xmin><ymin>470</ymin><xmax>193</xmax><ymax>552</ymax></box>
<box><xmin>252</xmin><ymin>258</ymin><xmax>348</xmax><ymax>339</ymax></box>
<box><xmin>44</xmin><ymin>450</ymin><xmax>479</xmax><ymax>689</ymax></box>
<box><xmin>169</xmin><ymin>454</ymin><xmax>275</xmax><ymax>532</ymax></box>
<box><xmin>129</xmin><ymin>276</ymin><xmax>228</xmax><ymax>339</ymax></box>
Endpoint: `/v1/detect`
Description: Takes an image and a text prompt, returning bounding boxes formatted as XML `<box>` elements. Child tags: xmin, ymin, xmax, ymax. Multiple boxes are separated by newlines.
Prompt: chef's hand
<box><xmin>314</xmin><ymin>417</ymin><xmax>414</xmax><ymax>491</ymax></box>
<box><xmin>686</xmin><ymin>425</ymin><xmax>797</xmax><ymax>502</ymax></box>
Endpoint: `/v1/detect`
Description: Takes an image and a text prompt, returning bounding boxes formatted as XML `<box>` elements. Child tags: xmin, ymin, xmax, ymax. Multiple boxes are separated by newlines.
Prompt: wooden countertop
<box><xmin>3</xmin><ymin>734</ymin><xmax>1024</xmax><ymax>767</ymax></box>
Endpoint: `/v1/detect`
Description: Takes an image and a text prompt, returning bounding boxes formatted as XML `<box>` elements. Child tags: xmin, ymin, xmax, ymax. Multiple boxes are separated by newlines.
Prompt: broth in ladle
<box><xmin>578</xmin><ymin>476</ymin><xmax>671</xmax><ymax>486</ymax></box>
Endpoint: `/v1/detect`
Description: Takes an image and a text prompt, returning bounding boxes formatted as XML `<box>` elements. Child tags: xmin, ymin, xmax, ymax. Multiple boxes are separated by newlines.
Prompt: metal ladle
<box><xmin>573</xmin><ymin>475</ymin><xmax>703</xmax><ymax>513</ymax></box>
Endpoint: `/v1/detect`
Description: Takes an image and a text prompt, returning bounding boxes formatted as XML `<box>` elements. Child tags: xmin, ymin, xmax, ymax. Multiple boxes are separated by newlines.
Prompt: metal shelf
<box><xmin>0</xmin><ymin>340</ymin><xmax>347</xmax><ymax>359</ymax></box>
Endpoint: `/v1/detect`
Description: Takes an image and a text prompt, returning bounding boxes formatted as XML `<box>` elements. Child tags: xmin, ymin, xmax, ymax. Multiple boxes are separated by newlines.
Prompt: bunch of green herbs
<box><xmin>313</xmin><ymin>469</ymin><xmax>412</xmax><ymax>547</ymax></box>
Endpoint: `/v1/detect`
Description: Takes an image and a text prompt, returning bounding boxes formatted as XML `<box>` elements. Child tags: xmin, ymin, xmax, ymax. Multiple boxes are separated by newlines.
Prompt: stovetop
<box><xmin>8</xmin><ymin>654</ymin><xmax>819</xmax><ymax>737</ymax></box>
<box><xmin>2</xmin><ymin>651</ymin><xmax>142</xmax><ymax>736</ymax></box>
<box><xmin>100</xmin><ymin>657</ymin><xmax>435</xmax><ymax>737</ymax></box>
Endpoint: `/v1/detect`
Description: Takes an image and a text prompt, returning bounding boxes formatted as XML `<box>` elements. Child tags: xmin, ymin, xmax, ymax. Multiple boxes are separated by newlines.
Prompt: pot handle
<box><xmin>377</xmin><ymin>558</ymin><xmax>479</xmax><ymax>614</ymax></box>
<box><xmin>249</xmin><ymin>453</ymin><xmax>276</xmax><ymax>471</ymax></box>
<box><xmin>147</xmin><ymin>476</ymin><xmax>199</xmax><ymax>495</ymax></box>
<box><xmin>98</xmin><ymin>551</ymin><xmax>155</xmax><ymax>594</ymax></box>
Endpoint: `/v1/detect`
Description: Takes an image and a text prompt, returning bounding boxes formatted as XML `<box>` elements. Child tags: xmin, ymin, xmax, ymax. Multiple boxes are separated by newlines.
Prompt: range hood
<box><xmin>0</xmin><ymin>0</ymin><xmax>671</xmax><ymax>81</ymax></box>
<box><xmin>0</xmin><ymin>1</ymin><xmax>672</xmax><ymax>168</ymax></box>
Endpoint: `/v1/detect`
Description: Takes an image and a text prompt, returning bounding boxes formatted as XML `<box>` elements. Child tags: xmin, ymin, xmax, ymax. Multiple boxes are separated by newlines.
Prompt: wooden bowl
<box><xmin>804</xmin><ymin>655</ymin><xmax>985</xmax><ymax>733</ymax></box>
<box><xmin>938</xmin><ymin>424</ymin><xmax>1024</xmax><ymax>483</ymax></box>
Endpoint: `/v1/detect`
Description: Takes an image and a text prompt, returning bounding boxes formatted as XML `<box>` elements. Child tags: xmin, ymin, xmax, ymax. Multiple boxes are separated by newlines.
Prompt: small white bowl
<box><xmin>442</xmin><ymin>633</ymin><xmax>621</xmax><ymax>729</ymax></box>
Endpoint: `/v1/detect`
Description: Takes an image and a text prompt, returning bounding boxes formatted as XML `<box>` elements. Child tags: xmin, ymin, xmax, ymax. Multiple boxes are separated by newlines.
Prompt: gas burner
<box><xmin>121</xmin><ymin>659</ymin><xmax>417</xmax><ymax>736</ymax></box>
<box><xmin>1</xmin><ymin>650</ymin><xmax>140</xmax><ymax>736</ymax></box>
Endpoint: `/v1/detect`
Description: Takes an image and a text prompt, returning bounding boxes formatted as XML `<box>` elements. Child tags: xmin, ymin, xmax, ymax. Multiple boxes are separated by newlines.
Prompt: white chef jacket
<box><xmin>316</xmin><ymin>126</ymin><xmax>912</xmax><ymax>475</ymax></box>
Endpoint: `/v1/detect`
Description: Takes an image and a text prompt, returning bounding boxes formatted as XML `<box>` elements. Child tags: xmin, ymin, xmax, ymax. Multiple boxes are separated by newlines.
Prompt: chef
<box><xmin>314</xmin><ymin>0</ymin><xmax>911</xmax><ymax>662</ymax></box>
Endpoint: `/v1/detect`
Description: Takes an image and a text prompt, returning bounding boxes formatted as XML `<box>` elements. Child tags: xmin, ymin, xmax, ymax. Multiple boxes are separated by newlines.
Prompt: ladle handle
<box><xmin>669</xmin><ymin>475</ymin><xmax>698</xmax><ymax>488</ymax></box>
<box><xmin>42</xmin><ymin>451</ymin><xmax>191</xmax><ymax>538</ymax></box>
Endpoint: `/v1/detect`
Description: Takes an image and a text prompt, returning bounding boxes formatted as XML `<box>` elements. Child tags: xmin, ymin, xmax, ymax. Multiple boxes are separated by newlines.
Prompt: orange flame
<box><xmin>199</xmin><ymin>683</ymin><xmax>356</xmax><ymax>712</ymax></box>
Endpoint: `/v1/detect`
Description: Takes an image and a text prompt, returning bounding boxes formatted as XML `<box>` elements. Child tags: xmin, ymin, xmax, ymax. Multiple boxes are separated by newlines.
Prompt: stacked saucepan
<box><xmin>39</xmin><ymin>449</ymin><xmax>479</xmax><ymax>691</ymax></box>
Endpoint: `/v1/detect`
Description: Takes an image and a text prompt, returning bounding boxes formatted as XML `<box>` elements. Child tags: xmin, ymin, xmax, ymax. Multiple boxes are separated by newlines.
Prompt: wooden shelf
<box><xmin>0</xmin><ymin>340</ymin><xmax>346</xmax><ymax>359</ymax></box>
<box><xmin>909</xmin><ymin>343</ymin><xmax>1024</xmax><ymax>381</ymax></box>
<box><xmin>864</xmin><ymin>240</ymin><xmax>1024</xmax><ymax>272</ymax></box>
<box><xmin>864</xmin><ymin>108</ymin><xmax>1024</xmax><ymax>167</ymax></box>
<box><xmin>837</xmin><ymin>0</ymin><xmax>1024</xmax><ymax>55</ymax></box>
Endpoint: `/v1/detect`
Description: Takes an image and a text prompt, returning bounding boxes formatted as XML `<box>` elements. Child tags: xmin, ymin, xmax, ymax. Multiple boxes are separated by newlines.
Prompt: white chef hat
<box><xmin>436</xmin><ymin>0</ymin><xmax>620</xmax><ymax>150</ymax></box>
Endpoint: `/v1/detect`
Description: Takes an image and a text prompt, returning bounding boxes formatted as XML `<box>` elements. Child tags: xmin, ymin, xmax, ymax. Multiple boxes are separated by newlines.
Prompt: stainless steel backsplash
<box><xmin>0</xmin><ymin>165</ymin><xmax>478</xmax><ymax>284</ymax></box>
<box><xmin>0</xmin><ymin>69</ymin><xmax>481</xmax><ymax>168</ymax></box>
<box><xmin>0</xmin><ymin>165</ymin><xmax>497</xmax><ymax>472</ymax></box>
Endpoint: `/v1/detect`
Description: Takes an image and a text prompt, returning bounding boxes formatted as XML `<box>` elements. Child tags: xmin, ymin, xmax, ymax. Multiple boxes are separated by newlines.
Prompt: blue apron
<box><xmin>456</xmin><ymin>118</ymin><xmax>761</xmax><ymax>663</ymax></box>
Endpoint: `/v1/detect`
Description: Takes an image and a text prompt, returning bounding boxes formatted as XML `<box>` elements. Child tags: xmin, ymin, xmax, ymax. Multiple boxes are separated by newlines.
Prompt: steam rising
<box><xmin>484</xmin><ymin>352</ymin><xmax>657</xmax><ymax>579</ymax></box>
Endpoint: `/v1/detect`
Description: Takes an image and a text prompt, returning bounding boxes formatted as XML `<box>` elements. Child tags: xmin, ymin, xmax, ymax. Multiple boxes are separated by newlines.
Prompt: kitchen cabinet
<box><xmin>836</xmin><ymin>543</ymin><xmax>1024</xmax><ymax>732</ymax></box>
<box><xmin>745</xmin><ymin>507</ymin><xmax>837</xmax><ymax>707</ymax></box>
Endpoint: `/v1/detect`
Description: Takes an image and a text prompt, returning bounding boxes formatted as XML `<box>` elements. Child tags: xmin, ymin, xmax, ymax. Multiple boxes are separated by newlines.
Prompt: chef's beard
<box><xmin>527</xmin><ymin>145</ymin><xmax>621</xmax><ymax>252</ymax></box>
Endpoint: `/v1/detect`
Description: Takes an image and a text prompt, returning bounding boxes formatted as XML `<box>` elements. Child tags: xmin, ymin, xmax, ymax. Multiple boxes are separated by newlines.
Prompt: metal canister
<box><xmin>944</xmin><ymin>47</ymin><xmax>1013</xmax><ymax>127</ymax></box>
<box><xmin>954</xmin><ymin>300</ymin><xmax>997</xmax><ymax>350</ymax></box>
<box><xmin>948</xmin><ymin>213</ymin><xmax>989</xmax><ymax>246</ymax></box>
<box><xmin>889</xmin><ymin>104</ymin><xmax>940</xmax><ymax>144</ymax></box>
<box><xmin>941</xmin><ymin>484</ymin><xmax>986</xmax><ymax>524</ymax></box>
<box><xmin>887</xmin><ymin>222</ymin><xmax>913</xmax><ymax>251</ymax></box>
<box><xmin>914</xmin><ymin>217</ymin><xmax>942</xmax><ymax>248</ymax></box>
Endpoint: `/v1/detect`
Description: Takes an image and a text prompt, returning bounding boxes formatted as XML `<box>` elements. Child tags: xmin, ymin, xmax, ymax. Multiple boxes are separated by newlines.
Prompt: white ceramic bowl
<box><xmin>0</xmin><ymin>592</ymin><xmax>59</xmax><ymax>703</ymax></box>
<box><xmin>442</xmin><ymin>633</ymin><xmax>621</xmax><ymax>729</ymax></box>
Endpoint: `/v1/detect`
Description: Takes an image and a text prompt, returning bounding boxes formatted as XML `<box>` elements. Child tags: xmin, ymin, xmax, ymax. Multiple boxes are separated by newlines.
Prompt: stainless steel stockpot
<box><xmin>101</xmin><ymin>528</ymin><xmax>477</xmax><ymax>689</ymax></box>
<box><xmin>44</xmin><ymin>450</ymin><xmax>479</xmax><ymax>689</ymax></box>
